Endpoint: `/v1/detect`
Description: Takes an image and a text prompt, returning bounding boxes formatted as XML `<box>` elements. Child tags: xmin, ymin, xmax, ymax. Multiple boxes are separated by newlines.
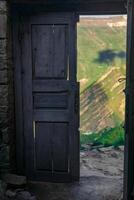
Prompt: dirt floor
<box><xmin>28</xmin><ymin>146</ymin><xmax>124</xmax><ymax>200</ymax></box>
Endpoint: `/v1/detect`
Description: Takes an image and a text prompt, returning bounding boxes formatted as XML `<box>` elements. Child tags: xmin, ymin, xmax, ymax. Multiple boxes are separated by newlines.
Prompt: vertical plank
<box><xmin>22</xmin><ymin>18</ymin><xmax>35</xmax><ymax>178</ymax></box>
<box><xmin>68</xmin><ymin>14</ymin><xmax>80</xmax><ymax>181</ymax></box>
<box><xmin>35</xmin><ymin>122</ymin><xmax>52</xmax><ymax>171</ymax></box>
<box><xmin>12</xmin><ymin>16</ymin><xmax>24</xmax><ymax>174</ymax></box>
<box><xmin>53</xmin><ymin>123</ymin><xmax>69</xmax><ymax>172</ymax></box>
<box><xmin>69</xmin><ymin>84</ymin><xmax>80</xmax><ymax>181</ymax></box>
<box><xmin>69</xmin><ymin>14</ymin><xmax>79</xmax><ymax>82</ymax></box>
<box><xmin>32</xmin><ymin>25</ymin><xmax>53</xmax><ymax>78</ymax></box>
<box><xmin>53</xmin><ymin>25</ymin><xmax>68</xmax><ymax>79</ymax></box>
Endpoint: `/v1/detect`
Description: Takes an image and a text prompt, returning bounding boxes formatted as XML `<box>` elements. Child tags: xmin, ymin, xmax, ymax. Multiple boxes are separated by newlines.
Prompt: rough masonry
<box><xmin>0</xmin><ymin>0</ymin><xmax>14</xmax><ymax>177</ymax></box>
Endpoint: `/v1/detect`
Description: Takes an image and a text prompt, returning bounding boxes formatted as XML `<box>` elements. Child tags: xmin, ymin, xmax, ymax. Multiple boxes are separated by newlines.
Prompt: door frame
<box><xmin>10</xmin><ymin>0</ymin><xmax>134</xmax><ymax>199</ymax></box>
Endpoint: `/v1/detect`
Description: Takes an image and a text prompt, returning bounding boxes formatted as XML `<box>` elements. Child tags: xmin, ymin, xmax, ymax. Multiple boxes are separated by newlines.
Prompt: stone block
<box><xmin>0</xmin><ymin>69</ymin><xmax>8</xmax><ymax>83</ymax></box>
<box><xmin>0</xmin><ymin>1</ymin><xmax>10</xmax><ymax>177</ymax></box>
<box><xmin>0</xmin><ymin>14</ymin><xmax>7</xmax><ymax>38</ymax></box>
<box><xmin>16</xmin><ymin>191</ymin><xmax>31</xmax><ymax>200</ymax></box>
<box><xmin>0</xmin><ymin>1</ymin><xmax>7</xmax><ymax>13</ymax></box>
<box><xmin>0</xmin><ymin>180</ymin><xmax>7</xmax><ymax>200</ymax></box>
<box><xmin>0</xmin><ymin>1</ymin><xmax>7</xmax><ymax>38</ymax></box>
<box><xmin>0</xmin><ymin>39</ymin><xmax>6</xmax><ymax>55</ymax></box>
<box><xmin>2</xmin><ymin>127</ymin><xmax>9</xmax><ymax>144</ymax></box>
<box><xmin>3</xmin><ymin>174</ymin><xmax>27</xmax><ymax>186</ymax></box>
<box><xmin>0</xmin><ymin>105</ymin><xmax>8</xmax><ymax>112</ymax></box>
<box><xmin>0</xmin><ymin>57</ymin><xmax>8</xmax><ymax>70</ymax></box>
<box><xmin>5</xmin><ymin>189</ymin><xmax>16</xmax><ymax>198</ymax></box>
<box><xmin>0</xmin><ymin>113</ymin><xmax>9</xmax><ymax>133</ymax></box>
<box><xmin>0</xmin><ymin>85</ymin><xmax>8</xmax><ymax>107</ymax></box>
<box><xmin>0</xmin><ymin>145</ymin><xmax>9</xmax><ymax>163</ymax></box>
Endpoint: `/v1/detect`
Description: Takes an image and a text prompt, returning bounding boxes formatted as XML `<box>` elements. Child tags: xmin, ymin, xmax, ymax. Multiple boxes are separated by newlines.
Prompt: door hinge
<box><xmin>75</xmin><ymin>89</ymin><xmax>79</xmax><ymax>114</ymax></box>
<box><xmin>123</xmin><ymin>87</ymin><xmax>134</xmax><ymax>95</ymax></box>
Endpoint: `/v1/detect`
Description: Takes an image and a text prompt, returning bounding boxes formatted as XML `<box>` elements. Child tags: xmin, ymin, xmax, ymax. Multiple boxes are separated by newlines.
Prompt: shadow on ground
<box><xmin>28</xmin><ymin>147</ymin><xmax>124</xmax><ymax>200</ymax></box>
<box><xmin>28</xmin><ymin>176</ymin><xmax>122</xmax><ymax>200</ymax></box>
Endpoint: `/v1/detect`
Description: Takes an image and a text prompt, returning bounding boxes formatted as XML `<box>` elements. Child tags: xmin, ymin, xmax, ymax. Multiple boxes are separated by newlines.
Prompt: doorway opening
<box><xmin>77</xmin><ymin>15</ymin><xmax>126</xmax><ymax>197</ymax></box>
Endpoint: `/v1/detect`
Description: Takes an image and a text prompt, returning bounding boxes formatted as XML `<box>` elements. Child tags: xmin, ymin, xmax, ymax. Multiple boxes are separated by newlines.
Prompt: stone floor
<box><xmin>28</xmin><ymin>146</ymin><xmax>124</xmax><ymax>200</ymax></box>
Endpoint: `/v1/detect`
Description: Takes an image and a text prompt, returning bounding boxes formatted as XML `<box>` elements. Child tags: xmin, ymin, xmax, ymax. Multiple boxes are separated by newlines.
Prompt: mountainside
<box><xmin>78</xmin><ymin>16</ymin><xmax>126</xmax><ymax>133</ymax></box>
<box><xmin>80</xmin><ymin>68</ymin><xmax>125</xmax><ymax>132</ymax></box>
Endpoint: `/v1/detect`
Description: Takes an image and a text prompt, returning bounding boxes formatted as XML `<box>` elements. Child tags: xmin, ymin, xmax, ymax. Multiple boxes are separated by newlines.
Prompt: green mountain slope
<box><xmin>80</xmin><ymin>68</ymin><xmax>125</xmax><ymax>132</ymax></box>
<box><xmin>78</xmin><ymin>16</ymin><xmax>126</xmax><ymax>133</ymax></box>
<box><xmin>77</xmin><ymin>16</ymin><xmax>126</xmax><ymax>92</ymax></box>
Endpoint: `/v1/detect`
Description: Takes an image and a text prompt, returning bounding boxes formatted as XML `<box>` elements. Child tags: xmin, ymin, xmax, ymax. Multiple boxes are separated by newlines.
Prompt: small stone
<box><xmin>111</xmin><ymin>152</ymin><xmax>119</xmax><ymax>158</ymax></box>
<box><xmin>98</xmin><ymin>146</ymin><xmax>113</xmax><ymax>153</ymax></box>
<box><xmin>0</xmin><ymin>180</ymin><xmax>7</xmax><ymax>200</ymax></box>
<box><xmin>5</xmin><ymin>190</ymin><xmax>16</xmax><ymax>198</ymax></box>
<box><xmin>29</xmin><ymin>196</ymin><xmax>37</xmax><ymax>200</ymax></box>
<box><xmin>15</xmin><ymin>189</ymin><xmax>24</xmax><ymax>193</ymax></box>
<box><xmin>108</xmin><ymin>166</ymin><xmax>118</xmax><ymax>175</ymax></box>
<box><xmin>91</xmin><ymin>149</ymin><xmax>98</xmax><ymax>153</ymax></box>
<box><xmin>3</xmin><ymin>174</ymin><xmax>27</xmax><ymax>186</ymax></box>
<box><xmin>16</xmin><ymin>191</ymin><xmax>31</xmax><ymax>200</ymax></box>
<box><xmin>118</xmin><ymin>146</ymin><xmax>124</xmax><ymax>151</ymax></box>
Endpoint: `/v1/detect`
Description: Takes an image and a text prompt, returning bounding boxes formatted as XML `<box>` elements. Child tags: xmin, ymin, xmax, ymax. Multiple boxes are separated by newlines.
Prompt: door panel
<box><xmin>53</xmin><ymin>123</ymin><xmax>69</xmax><ymax>172</ymax></box>
<box><xmin>15</xmin><ymin>13</ymin><xmax>79</xmax><ymax>182</ymax></box>
<box><xmin>35</xmin><ymin>122</ymin><xmax>52</xmax><ymax>171</ymax></box>
<box><xmin>32</xmin><ymin>24</ymin><xmax>68</xmax><ymax>79</ymax></box>
<box><xmin>33</xmin><ymin>92</ymin><xmax>68</xmax><ymax>109</ymax></box>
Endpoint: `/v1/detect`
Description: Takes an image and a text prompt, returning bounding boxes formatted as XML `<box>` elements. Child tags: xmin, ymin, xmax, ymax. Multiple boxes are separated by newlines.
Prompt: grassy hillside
<box><xmin>80</xmin><ymin>125</ymin><xmax>124</xmax><ymax>149</ymax></box>
<box><xmin>78</xmin><ymin>16</ymin><xmax>126</xmax><ymax>137</ymax></box>
<box><xmin>77</xmin><ymin>16</ymin><xmax>126</xmax><ymax>92</ymax></box>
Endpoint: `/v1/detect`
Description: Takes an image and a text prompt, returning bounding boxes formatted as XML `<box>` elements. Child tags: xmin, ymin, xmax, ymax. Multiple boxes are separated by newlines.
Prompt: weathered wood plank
<box><xmin>35</xmin><ymin>122</ymin><xmax>52</xmax><ymax>171</ymax></box>
<box><xmin>12</xmin><ymin>16</ymin><xmax>24</xmax><ymax>174</ymax></box>
<box><xmin>53</xmin><ymin>123</ymin><xmax>69</xmax><ymax>172</ymax></box>
<box><xmin>33</xmin><ymin>80</ymin><xmax>71</xmax><ymax>92</ymax></box>
<box><xmin>33</xmin><ymin>110</ymin><xmax>69</xmax><ymax>122</ymax></box>
<box><xmin>11</xmin><ymin>0</ymin><xmax>127</xmax><ymax>3</ymax></box>
<box><xmin>32</xmin><ymin>25</ymin><xmax>53</xmax><ymax>78</ymax></box>
<box><xmin>11</xmin><ymin>1</ymin><xmax>127</xmax><ymax>14</ymax></box>
<box><xmin>69</xmin><ymin>83</ymin><xmax>80</xmax><ymax>180</ymax></box>
<box><xmin>124</xmin><ymin>1</ymin><xmax>134</xmax><ymax>199</ymax></box>
<box><xmin>34</xmin><ymin>92</ymin><xmax>68</xmax><ymax>109</ymax></box>
<box><xmin>21</xmin><ymin>20</ymin><xmax>35</xmax><ymax>178</ymax></box>
<box><xmin>53</xmin><ymin>25</ymin><xmax>68</xmax><ymax>79</ymax></box>
<box><xmin>69</xmin><ymin>14</ymin><xmax>78</xmax><ymax>82</ymax></box>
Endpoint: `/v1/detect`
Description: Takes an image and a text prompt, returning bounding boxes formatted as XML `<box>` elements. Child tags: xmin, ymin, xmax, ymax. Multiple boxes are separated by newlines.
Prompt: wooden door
<box><xmin>13</xmin><ymin>13</ymin><xmax>79</xmax><ymax>182</ymax></box>
<box><xmin>123</xmin><ymin>0</ymin><xmax>134</xmax><ymax>199</ymax></box>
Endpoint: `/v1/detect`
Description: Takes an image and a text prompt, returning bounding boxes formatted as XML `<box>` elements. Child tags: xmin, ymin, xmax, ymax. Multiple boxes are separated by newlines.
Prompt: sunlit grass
<box><xmin>80</xmin><ymin>125</ymin><xmax>125</xmax><ymax>149</ymax></box>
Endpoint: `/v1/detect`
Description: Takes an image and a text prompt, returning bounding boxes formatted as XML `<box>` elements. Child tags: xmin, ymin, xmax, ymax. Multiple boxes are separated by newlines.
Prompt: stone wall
<box><xmin>0</xmin><ymin>0</ymin><xmax>14</xmax><ymax>176</ymax></box>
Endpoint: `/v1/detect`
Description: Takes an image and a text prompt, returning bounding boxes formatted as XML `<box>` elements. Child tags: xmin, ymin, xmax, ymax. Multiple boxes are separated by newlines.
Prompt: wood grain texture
<box><xmin>12</xmin><ymin>16</ymin><xmax>25</xmax><ymax>174</ymax></box>
<box><xmin>11</xmin><ymin>1</ymin><xmax>127</xmax><ymax>15</ymax></box>
<box><xmin>34</xmin><ymin>93</ymin><xmax>68</xmax><ymax>109</ymax></box>
<box><xmin>32</xmin><ymin>24</ymin><xmax>68</xmax><ymax>79</ymax></box>
<box><xmin>13</xmin><ymin>12</ymin><xmax>79</xmax><ymax>182</ymax></box>
<box><xmin>35</xmin><ymin>122</ymin><xmax>52</xmax><ymax>171</ymax></box>
<box><xmin>53</xmin><ymin>123</ymin><xmax>69</xmax><ymax>172</ymax></box>
<box><xmin>123</xmin><ymin>1</ymin><xmax>134</xmax><ymax>199</ymax></box>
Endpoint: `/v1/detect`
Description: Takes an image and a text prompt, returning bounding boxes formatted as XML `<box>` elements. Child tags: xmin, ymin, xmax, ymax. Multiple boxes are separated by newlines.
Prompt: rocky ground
<box><xmin>28</xmin><ymin>145</ymin><xmax>124</xmax><ymax>200</ymax></box>
<box><xmin>0</xmin><ymin>146</ymin><xmax>124</xmax><ymax>200</ymax></box>
<box><xmin>80</xmin><ymin>145</ymin><xmax>124</xmax><ymax>178</ymax></box>
<box><xmin>0</xmin><ymin>174</ymin><xmax>37</xmax><ymax>200</ymax></box>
